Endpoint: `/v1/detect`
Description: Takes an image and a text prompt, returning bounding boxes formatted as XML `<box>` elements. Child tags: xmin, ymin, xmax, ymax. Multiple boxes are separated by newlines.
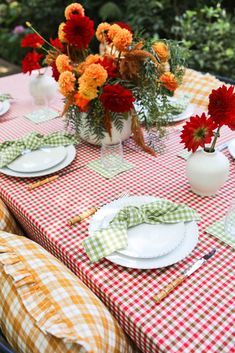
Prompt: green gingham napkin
<box><xmin>206</xmin><ymin>219</ymin><xmax>235</xmax><ymax>249</ymax></box>
<box><xmin>24</xmin><ymin>108</ymin><xmax>59</xmax><ymax>124</ymax></box>
<box><xmin>0</xmin><ymin>93</ymin><xmax>12</xmax><ymax>102</ymax></box>
<box><xmin>0</xmin><ymin>131</ymin><xmax>77</xmax><ymax>168</ymax></box>
<box><xmin>83</xmin><ymin>199</ymin><xmax>200</xmax><ymax>262</ymax></box>
<box><xmin>87</xmin><ymin>158</ymin><xmax>135</xmax><ymax>179</ymax></box>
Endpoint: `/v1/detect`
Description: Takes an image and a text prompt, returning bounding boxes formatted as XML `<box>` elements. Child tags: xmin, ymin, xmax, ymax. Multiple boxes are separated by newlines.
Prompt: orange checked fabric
<box><xmin>0</xmin><ymin>199</ymin><xmax>23</xmax><ymax>235</ymax></box>
<box><xmin>175</xmin><ymin>68</ymin><xmax>227</xmax><ymax>108</ymax></box>
<box><xmin>0</xmin><ymin>231</ymin><xmax>134</xmax><ymax>353</ymax></box>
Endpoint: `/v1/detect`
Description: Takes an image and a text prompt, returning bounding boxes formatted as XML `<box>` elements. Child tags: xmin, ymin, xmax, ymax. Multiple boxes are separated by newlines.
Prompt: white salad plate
<box><xmin>166</xmin><ymin>103</ymin><xmax>195</xmax><ymax>122</ymax></box>
<box><xmin>0</xmin><ymin>100</ymin><xmax>10</xmax><ymax>116</ymax></box>
<box><xmin>0</xmin><ymin>145</ymin><xmax>76</xmax><ymax>178</ymax></box>
<box><xmin>228</xmin><ymin>139</ymin><xmax>235</xmax><ymax>159</ymax></box>
<box><xmin>7</xmin><ymin>146</ymin><xmax>67</xmax><ymax>173</ymax></box>
<box><xmin>89</xmin><ymin>196</ymin><xmax>198</xmax><ymax>268</ymax></box>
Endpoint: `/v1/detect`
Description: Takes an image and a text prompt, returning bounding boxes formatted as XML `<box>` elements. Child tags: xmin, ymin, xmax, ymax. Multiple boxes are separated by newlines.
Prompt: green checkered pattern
<box><xmin>0</xmin><ymin>132</ymin><xmax>77</xmax><ymax>168</ymax></box>
<box><xmin>83</xmin><ymin>199</ymin><xmax>200</xmax><ymax>262</ymax></box>
<box><xmin>0</xmin><ymin>93</ymin><xmax>12</xmax><ymax>102</ymax></box>
<box><xmin>178</xmin><ymin>149</ymin><xmax>191</xmax><ymax>160</ymax></box>
<box><xmin>87</xmin><ymin>158</ymin><xmax>134</xmax><ymax>179</ymax></box>
<box><xmin>206</xmin><ymin>219</ymin><xmax>235</xmax><ymax>249</ymax></box>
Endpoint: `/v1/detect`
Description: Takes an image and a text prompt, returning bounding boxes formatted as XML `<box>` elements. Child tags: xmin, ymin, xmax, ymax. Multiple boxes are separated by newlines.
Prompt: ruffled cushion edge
<box><xmin>0</xmin><ymin>238</ymin><xmax>90</xmax><ymax>350</ymax></box>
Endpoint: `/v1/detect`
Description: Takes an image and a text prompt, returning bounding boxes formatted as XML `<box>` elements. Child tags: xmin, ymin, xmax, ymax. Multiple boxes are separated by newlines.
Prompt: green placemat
<box><xmin>206</xmin><ymin>219</ymin><xmax>235</xmax><ymax>249</ymax></box>
<box><xmin>87</xmin><ymin>158</ymin><xmax>135</xmax><ymax>179</ymax></box>
<box><xmin>24</xmin><ymin>108</ymin><xmax>59</xmax><ymax>124</ymax></box>
<box><xmin>178</xmin><ymin>149</ymin><xmax>191</xmax><ymax>160</ymax></box>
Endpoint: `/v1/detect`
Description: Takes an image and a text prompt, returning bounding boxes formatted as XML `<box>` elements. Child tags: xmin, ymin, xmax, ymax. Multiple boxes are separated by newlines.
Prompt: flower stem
<box><xmin>210</xmin><ymin>127</ymin><xmax>221</xmax><ymax>152</ymax></box>
<box><xmin>26</xmin><ymin>21</ymin><xmax>55</xmax><ymax>51</ymax></box>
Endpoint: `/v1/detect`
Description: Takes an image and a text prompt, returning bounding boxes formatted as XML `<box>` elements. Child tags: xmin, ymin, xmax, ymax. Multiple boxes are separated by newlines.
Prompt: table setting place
<box><xmin>0</xmin><ymin>93</ymin><xmax>13</xmax><ymax>117</ymax></box>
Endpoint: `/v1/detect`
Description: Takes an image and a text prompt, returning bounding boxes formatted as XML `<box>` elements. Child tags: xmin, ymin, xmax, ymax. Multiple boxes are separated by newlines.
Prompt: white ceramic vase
<box><xmin>186</xmin><ymin>149</ymin><xmax>230</xmax><ymax>196</ymax></box>
<box><xmin>79</xmin><ymin>113</ymin><xmax>132</xmax><ymax>145</ymax></box>
<box><xmin>29</xmin><ymin>72</ymin><xmax>58</xmax><ymax>106</ymax></box>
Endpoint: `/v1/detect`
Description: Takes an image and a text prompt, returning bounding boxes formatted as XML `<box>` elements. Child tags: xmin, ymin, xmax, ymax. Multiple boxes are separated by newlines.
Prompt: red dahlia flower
<box><xmin>97</xmin><ymin>56</ymin><xmax>117</xmax><ymax>78</ymax></box>
<box><xmin>100</xmin><ymin>84</ymin><xmax>135</xmax><ymax>113</ymax></box>
<box><xmin>22</xmin><ymin>51</ymin><xmax>43</xmax><ymax>74</ymax></box>
<box><xmin>49</xmin><ymin>38</ymin><xmax>64</xmax><ymax>51</ymax></box>
<box><xmin>21</xmin><ymin>33</ymin><xmax>44</xmax><ymax>48</ymax></box>
<box><xmin>63</xmin><ymin>14</ymin><xmax>94</xmax><ymax>49</ymax></box>
<box><xmin>114</xmin><ymin>22</ymin><xmax>132</xmax><ymax>34</ymax></box>
<box><xmin>180</xmin><ymin>113</ymin><xmax>217</xmax><ymax>152</ymax></box>
<box><xmin>208</xmin><ymin>85</ymin><xmax>235</xmax><ymax>127</ymax></box>
<box><xmin>50</xmin><ymin>61</ymin><xmax>60</xmax><ymax>81</ymax></box>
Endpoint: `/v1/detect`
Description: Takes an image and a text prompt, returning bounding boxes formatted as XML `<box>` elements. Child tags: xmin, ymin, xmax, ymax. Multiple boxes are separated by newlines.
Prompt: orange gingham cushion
<box><xmin>0</xmin><ymin>199</ymin><xmax>23</xmax><ymax>235</ymax></box>
<box><xmin>0</xmin><ymin>232</ymin><xmax>134</xmax><ymax>353</ymax></box>
<box><xmin>175</xmin><ymin>68</ymin><xmax>226</xmax><ymax>108</ymax></box>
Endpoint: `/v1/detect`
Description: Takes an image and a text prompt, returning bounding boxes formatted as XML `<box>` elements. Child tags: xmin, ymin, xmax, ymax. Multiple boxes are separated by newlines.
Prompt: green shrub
<box><xmin>172</xmin><ymin>4</ymin><xmax>235</xmax><ymax>79</ymax></box>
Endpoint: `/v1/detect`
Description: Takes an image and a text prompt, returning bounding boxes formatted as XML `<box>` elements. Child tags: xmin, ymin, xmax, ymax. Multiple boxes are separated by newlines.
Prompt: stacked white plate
<box><xmin>89</xmin><ymin>195</ymin><xmax>198</xmax><ymax>269</ymax></box>
<box><xmin>0</xmin><ymin>100</ymin><xmax>10</xmax><ymax>116</ymax></box>
<box><xmin>0</xmin><ymin>145</ymin><xmax>76</xmax><ymax>178</ymax></box>
<box><xmin>228</xmin><ymin>139</ymin><xmax>235</xmax><ymax>159</ymax></box>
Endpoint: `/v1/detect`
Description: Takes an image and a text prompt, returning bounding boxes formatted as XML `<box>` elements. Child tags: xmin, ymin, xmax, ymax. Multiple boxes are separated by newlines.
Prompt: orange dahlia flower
<box><xmin>108</xmin><ymin>24</ymin><xmax>122</xmax><ymax>41</ymax></box>
<box><xmin>58</xmin><ymin>71</ymin><xmax>76</xmax><ymax>96</ymax></box>
<box><xmin>112</xmin><ymin>28</ymin><xmax>132</xmax><ymax>52</ymax></box>
<box><xmin>81</xmin><ymin>63</ymin><xmax>108</xmax><ymax>87</ymax></box>
<box><xmin>56</xmin><ymin>54</ymin><xmax>72</xmax><ymax>73</ymax></box>
<box><xmin>78</xmin><ymin>81</ymin><xmax>98</xmax><ymax>100</ymax></box>
<box><xmin>74</xmin><ymin>92</ymin><xmax>90</xmax><ymax>112</ymax></box>
<box><xmin>160</xmin><ymin>72</ymin><xmax>178</xmax><ymax>91</ymax></box>
<box><xmin>152</xmin><ymin>42</ymin><xmax>169</xmax><ymax>62</ymax></box>
<box><xmin>65</xmin><ymin>3</ymin><xmax>85</xmax><ymax>19</ymax></box>
<box><xmin>58</xmin><ymin>23</ymin><xmax>67</xmax><ymax>43</ymax></box>
<box><xmin>96</xmin><ymin>22</ymin><xmax>111</xmax><ymax>42</ymax></box>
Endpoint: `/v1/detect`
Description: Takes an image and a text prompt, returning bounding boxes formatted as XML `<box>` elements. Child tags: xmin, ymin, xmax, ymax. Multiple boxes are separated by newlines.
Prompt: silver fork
<box><xmin>67</xmin><ymin>190</ymin><xmax>129</xmax><ymax>225</ymax></box>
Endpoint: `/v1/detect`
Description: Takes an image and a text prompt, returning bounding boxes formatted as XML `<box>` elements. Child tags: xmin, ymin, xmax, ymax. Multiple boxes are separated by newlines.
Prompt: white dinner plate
<box><xmin>89</xmin><ymin>196</ymin><xmax>192</xmax><ymax>260</ymax></box>
<box><xmin>166</xmin><ymin>103</ymin><xmax>195</xmax><ymax>122</ymax></box>
<box><xmin>0</xmin><ymin>100</ymin><xmax>10</xmax><ymax>116</ymax></box>
<box><xmin>0</xmin><ymin>145</ymin><xmax>76</xmax><ymax>178</ymax></box>
<box><xmin>7</xmin><ymin>146</ymin><xmax>67</xmax><ymax>173</ymax></box>
<box><xmin>228</xmin><ymin>139</ymin><xmax>235</xmax><ymax>159</ymax></box>
<box><xmin>106</xmin><ymin>221</ymin><xmax>198</xmax><ymax>269</ymax></box>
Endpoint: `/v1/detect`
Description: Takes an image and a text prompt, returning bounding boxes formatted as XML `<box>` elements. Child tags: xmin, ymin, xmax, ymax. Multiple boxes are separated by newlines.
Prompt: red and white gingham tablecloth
<box><xmin>0</xmin><ymin>71</ymin><xmax>234</xmax><ymax>353</ymax></box>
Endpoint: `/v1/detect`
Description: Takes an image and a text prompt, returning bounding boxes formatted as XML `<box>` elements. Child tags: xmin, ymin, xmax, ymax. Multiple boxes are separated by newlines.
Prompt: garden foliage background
<box><xmin>0</xmin><ymin>0</ymin><xmax>234</xmax><ymax>80</ymax></box>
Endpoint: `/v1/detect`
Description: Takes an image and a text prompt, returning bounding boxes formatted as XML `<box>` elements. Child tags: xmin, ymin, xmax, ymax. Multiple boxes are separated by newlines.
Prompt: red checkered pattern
<box><xmin>0</xmin><ymin>72</ymin><xmax>234</xmax><ymax>353</ymax></box>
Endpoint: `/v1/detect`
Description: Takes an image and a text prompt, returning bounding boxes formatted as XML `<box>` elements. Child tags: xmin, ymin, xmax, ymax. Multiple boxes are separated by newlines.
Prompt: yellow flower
<box><xmin>56</xmin><ymin>54</ymin><xmax>72</xmax><ymax>73</ymax></box>
<box><xmin>112</xmin><ymin>28</ymin><xmax>132</xmax><ymax>52</ymax></box>
<box><xmin>80</xmin><ymin>63</ymin><xmax>108</xmax><ymax>87</ymax></box>
<box><xmin>64</xmin><ymin>3</ymin><xmax>85</xmax><ymax>19</ymax></box>
<box><xmin>58</xmin><ymin>23</ymin><xmax>67</xmax><ymax>43</ymax></box>
<box><xmin>96</xmin><ymin>22</ymin><xmax>111</xmax><ymax>42</ymax></box>
<box><xmin>78</xmin><ymin>80</ymin><xmax>98</xmax><ymax>100</ymax></box>
<box><xmin>58</xmin><ymin>71</ymin><xmax>76</xmax><ymax>97</ymax></box>
<box><xmin>159</xmin><ymin>72</ymin><xmax>178</xmax><ymax>91</ymax></box>
<box><xmin>108</xmin><ymin>24</ymin><xmax>122</xmax><ymax>41</ymax></box>
<box><xmin>152</xmin><ymin>42</ymin><xmax>169</xmax><ymax>62</ymax></box>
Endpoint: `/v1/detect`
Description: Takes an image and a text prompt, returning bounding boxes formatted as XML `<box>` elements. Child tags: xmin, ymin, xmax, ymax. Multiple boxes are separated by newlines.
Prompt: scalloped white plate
<box><xmin>89</xmin><ymin>196</ymin><xmax>187</xmax><ymax>259</ymax></box>
<box><xmin>228</xmin><ymin>139</ymin><xmax>235</xmax><ymax>159</ymax></box>
<box><xmin>0</xmin><ymin>145</ymin><xmax>76</xmax><ymax>178</ymax></box>
<box><xmin>0</xmin><ymin>100</ymin><xmax>10</xmax><ymax>116</ymax></box>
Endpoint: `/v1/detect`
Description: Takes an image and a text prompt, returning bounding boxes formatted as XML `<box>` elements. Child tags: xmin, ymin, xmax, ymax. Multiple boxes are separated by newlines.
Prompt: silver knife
<box><xmin>154</xmin><ymin>249</ymin><xmax>216</xmax><ymax>303</ymax></box>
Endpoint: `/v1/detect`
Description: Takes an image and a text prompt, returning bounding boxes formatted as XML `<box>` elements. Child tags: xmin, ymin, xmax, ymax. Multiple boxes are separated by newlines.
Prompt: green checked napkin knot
<box><xmin>0</xmin><ymin>132</ymin><xmax>77</xmax><ymax>168</ymax></box>
<box><xmin>83</xmin><ymin>199</ymin><xmax>200</xmax><ymax>262</ymax></box>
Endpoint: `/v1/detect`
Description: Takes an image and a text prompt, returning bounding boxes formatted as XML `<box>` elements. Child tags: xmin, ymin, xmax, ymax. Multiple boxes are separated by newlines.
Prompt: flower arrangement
<box><xmin>21</xmin><ymin>2</ymin><xmax>186</xmax><ymax>152</ymax></box>
<box><xmin>181</xmin><ymin>85</ymin><xmax>235</xmax><ymax>153</ymax></box>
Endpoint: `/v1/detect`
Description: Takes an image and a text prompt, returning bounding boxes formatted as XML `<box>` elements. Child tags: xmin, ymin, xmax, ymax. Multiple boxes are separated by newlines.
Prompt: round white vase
<box><xmin>186</xmin><ymin>149</ymin><xmax>230</xmax><ymax>196</ymax></box>
<box><xmin>79</xmin><ymin>113</ymin><xmax>132</xmax><ymax>145</ymax></box>
<box><xmin>29</xmin><ymin>72</ymin><xmax>58</xmax><ymax>106</ymax></box>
